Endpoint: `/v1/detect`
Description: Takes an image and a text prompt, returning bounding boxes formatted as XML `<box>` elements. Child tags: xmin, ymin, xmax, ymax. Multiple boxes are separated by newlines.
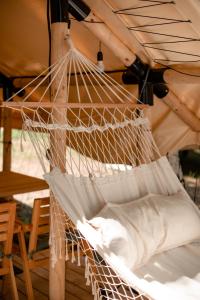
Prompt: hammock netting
<box><xmin>6</xmin><ymin>36</ymin><xmax>200</xmax><ymax>300</ymax></box>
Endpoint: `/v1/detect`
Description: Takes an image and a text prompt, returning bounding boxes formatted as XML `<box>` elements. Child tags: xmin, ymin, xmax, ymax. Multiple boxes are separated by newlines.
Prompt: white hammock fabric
<box><xmin>44</xmin><ymin>157</ymin><xmax>183</xmax><ymax>221</ymax></box>
<box><xmin>44</xmin><ymin>157</ymin><xmax>200</xmax><ymax>300</ymax></box>
<box><xmin>7</xmin><ymin>35</ymin><xmax>200</xmax><ymax>300</ymax></box>
<box><xmin>135</xmin><ymin>240</ymin><xmax>200</xmax><ymax>300</ymax></box>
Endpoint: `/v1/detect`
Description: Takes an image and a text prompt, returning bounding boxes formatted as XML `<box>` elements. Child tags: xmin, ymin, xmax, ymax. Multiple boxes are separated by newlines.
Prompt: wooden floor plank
<box><xmin>16</xmin><ymin>273</ymin><xmax>48</xmax><ymax>300</ymax></box>
<box><xmin>65</xmin><ymin>277</ymin><xmax>93</xmax><ymax>300</ymax></box>
<box><xmin>2</xmin><ymin>253</ymin><xmax>93</xmax><ymax>299</ymax></box>
<box><xmin>18</xmin><ymin>290</ymin><xmax>28</xmax><ymax>300</ymax></box>
<box><xmin>39</xmin><ymin>264</ymin><xmax>93</xmax><ymax>300</ymax></box>
<box><xmin>28</xmin><ymin>267</ymin><xmax>80</xmax><ymax>300</ymax></box>
<box><xmin>66</xmin><ymin>267</ymin><xmax>93</xmax><ymax>294</ymax></box>
<box><xmin>8</xmin><ymin>260</ymin><xmax>93</xmax><ymax>300</ymax></box>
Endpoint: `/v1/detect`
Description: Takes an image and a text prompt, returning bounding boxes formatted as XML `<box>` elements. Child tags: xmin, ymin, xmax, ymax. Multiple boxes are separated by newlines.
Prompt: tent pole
<box><xmin>2</xmin><ymin>82</ymin><xmax>13</xmax><ymax>172</ymax></box>
<box><xmin>2</xmin><ymin>109</ymin><xmax>12</xmax><ymax>172</ymax></box>
<box><xmin>49</xmin><ymin>0</ymin><xmax>68</xmax><ymax>299</ymax></box>
<box><xmin>164</xmin><ymin>91</ymin><xmax>200</xmax><ymax>132</ymax></box>
<box><xmin>83</xmin><ymin>0</ymin><xmax>149</xmax><ymax>64</ymax></box>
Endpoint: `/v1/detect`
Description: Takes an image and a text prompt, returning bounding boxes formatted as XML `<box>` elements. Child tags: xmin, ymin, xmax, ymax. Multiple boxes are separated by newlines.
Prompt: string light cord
<box><xmin>114</xmin><ymin>1</ymin><xmax>175</xmax><ymax>12</ymax></box>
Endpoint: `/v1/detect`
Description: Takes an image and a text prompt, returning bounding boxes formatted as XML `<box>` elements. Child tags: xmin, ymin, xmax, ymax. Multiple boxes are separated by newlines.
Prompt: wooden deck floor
<box><xmin>3</xmin><ymin>258</ymin><xmax>93</xmax><ymax>300</ymax></box>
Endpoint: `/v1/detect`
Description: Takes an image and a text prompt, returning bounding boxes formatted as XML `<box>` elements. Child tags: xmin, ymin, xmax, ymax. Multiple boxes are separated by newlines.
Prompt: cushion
<box><xmin>16</xmin><ymin>201</ymin><xmax>32</xmax><ymax>224</ymax></box>
<box><xmin>89</xmin><ymin>190</ymin><xmax>200</xmax><ymax>270</ymax></box>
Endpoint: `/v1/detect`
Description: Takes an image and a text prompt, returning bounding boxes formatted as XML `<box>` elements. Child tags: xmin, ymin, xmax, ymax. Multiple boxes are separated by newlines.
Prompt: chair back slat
<box><xmin>0</xmin><ymin>201</ymin><xmax>19</xmax><ymax>299</ymax></box>
<box><xmin>37</xmin><ymin>225</ymin><xmax>49</xmax><ymax>235</ymax></box>
<box><xmin>28</xmin><ymin>197</ymin><xmax>50</xmax><ymax>254</ymax></box>
<box><xmin>0</xmin><ymin>212</ymin><xmax>9</xmax><ymax>222</ymax></box>
<box><xmin>0</xmin><ymin>232</ymin><xmax>8</xmax><ymax>242</ymax></box>
<box><xmin>40</xmin><ymin>206</ymin><xmax>49</xmax><ymax>216</ymax></box>
<box><xmin>39</xmin><ymin>198</ymin><xmax>50</xmax><ymax>206</ymax></box>
<box><xmin>0</xmin><ymin>202</ymin><xmax>15</xmax><ymax>212</ymax></box>
<box><xmin>0</xmin><ymin>222</ymin><xmax>10</xmax><ymax>233</ymax></box>
<box><xmin>0</xmin><ymin>202</ymin><xmax>16</xmax><ymax>255</ymax></box>
<box><xmin>39</xmin><ymin>216</ymin><xmax>49</xmax><ymax>226</ymax></box>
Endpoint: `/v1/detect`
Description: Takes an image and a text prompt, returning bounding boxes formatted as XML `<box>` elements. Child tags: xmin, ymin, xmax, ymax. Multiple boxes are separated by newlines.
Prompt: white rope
<box><xmin>24</xmin><ymin>117</ymin><xmax>149</xmax><ymax>132</ymax></box>
<box><xmin>8</xmin><ymin>37</ymin><xmax>165</xmax><ymax>300</ymax></box>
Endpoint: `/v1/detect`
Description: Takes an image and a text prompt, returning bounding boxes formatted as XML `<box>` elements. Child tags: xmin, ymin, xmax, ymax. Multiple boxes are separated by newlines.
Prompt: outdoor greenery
<box><xmin>1</xmin><ymin>128</ymin><xmax>199</xmax><ymax>179</ymax></box>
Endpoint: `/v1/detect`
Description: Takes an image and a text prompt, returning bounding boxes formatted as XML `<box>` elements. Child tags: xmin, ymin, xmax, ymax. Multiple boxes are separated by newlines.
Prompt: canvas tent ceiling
<box><xmin>0</xmin><ymin>0</ymin><xmax>199</xmax><ymax>155</ymax></box>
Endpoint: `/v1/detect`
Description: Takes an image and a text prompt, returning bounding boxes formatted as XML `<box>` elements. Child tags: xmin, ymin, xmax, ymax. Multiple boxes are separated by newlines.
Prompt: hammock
<box><xmin>5</xmin><ymin>36</ymin><xmax>200</xmax><ymax>300</ymax></box>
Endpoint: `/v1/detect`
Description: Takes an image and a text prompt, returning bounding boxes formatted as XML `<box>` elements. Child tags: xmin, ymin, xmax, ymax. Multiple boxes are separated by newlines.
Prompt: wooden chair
<box><xmin>0</xmin><ymin>201</ymin><xmax>19</xmax><ymax>300</ymax></box>
<box><xmin>15</xmin><ymin>197</ymin><xmax>50</xmax><ymax>300</ymax></box>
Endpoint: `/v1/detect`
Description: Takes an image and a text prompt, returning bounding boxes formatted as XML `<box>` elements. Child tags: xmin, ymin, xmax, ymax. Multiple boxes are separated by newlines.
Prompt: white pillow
<box><xmin>89</xmin><ymin>190</ymin><xmax>200</xmax><ymax>270</ymax></box>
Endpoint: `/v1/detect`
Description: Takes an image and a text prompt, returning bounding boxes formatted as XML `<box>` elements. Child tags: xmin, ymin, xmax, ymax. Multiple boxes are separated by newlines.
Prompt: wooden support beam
<box><xmin>49</xmin><ymin>22</ymin><xmax>67</xmax><ymax>300</ymax></box>
<box><xmin>163</xmin><ymin>91</ymin><xmax>200</xmax><ymax>132</ymax></box>
<box><xmin>83</xmin><ymin>12</ymin><xmax>137</xmax><ymax>67</ymax></box>
<box><xmin>197</xmin><ymin>132</ymin><xmax>200</xmax><ymax>146</ymax></box>
<box><xmin>1</xmin><ymin>82</ymin><xmax>13</xmax><ymax>173</ymax></box>
<box><xmin>2</xmin><ymin>102</ymin><xmax>147</xmax><ymax>109</ymax></box>
<box><xmin>84</xmin><ymin>0</ymin><xmax>149</xmax><ymax>64</ymax></box>
<box><xmin>2</xmin><ymin>108</ymin><xmax>12</xmax><ymax>171</ymax></box>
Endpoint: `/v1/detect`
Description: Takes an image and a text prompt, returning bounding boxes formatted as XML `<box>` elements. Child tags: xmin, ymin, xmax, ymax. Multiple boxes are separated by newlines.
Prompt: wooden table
<box><xmin>0</xmin><ymin>171</ymin><xmax>48</xmax><ymax>197</ymax></box>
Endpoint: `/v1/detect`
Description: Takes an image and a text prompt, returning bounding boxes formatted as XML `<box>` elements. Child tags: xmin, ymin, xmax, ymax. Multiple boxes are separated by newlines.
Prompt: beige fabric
<box><xmin>0</xmin><ymin>1</ymin><xmax>200</xmax><ymax>153</ymax></box>
<box><xmin>135</xmin><ymin>240</ymin><xmax>200</xmax><ymax>300</ymax></box>
<box><xmin>44</xmin><ymin>154</ymin><xmax>200</xmax><ymax>299</ymax></box>
<box><xmin>44</xmin><ymin>156</ymin><xmax>182</xmax><ymax>221</ymax></box>
<box><xmin>89</xmin><ymin>190</ymin><xmax>200</xmax><ymax>270</ymax></box>
<box><xmin>148</xmin><ymin>101</ymin><xmax>200</xmax><ymax>154</ymax></box>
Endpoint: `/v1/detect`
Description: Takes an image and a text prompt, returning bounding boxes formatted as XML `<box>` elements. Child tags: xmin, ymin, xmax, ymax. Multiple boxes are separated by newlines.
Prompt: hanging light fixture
<box><xmin>97</xmin><ymin>42</ymin><xmax>105</xmax><ymax>72</ymax></box>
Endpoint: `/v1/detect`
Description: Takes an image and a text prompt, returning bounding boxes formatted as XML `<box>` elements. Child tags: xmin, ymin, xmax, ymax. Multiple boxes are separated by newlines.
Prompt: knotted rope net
<box><xmin>4</xmin><ymin>36</ymin><xmax>165</xmax><ymax>300</ymax></box>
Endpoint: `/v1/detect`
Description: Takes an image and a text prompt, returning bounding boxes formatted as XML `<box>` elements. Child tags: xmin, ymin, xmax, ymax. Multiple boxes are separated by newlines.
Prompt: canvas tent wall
<box><xmin>0</xmin><ymin>0</ymin><xmax>199</xmax><ymax>154</ymax></box>
<box><xmin>0</xmin><ymin>2</ymin><xmax>200</xmax><ymax>300</ymax></box>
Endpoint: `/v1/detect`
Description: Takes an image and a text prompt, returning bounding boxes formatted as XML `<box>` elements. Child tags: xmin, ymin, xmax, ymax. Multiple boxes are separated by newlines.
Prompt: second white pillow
<box><xmin>89</xmin><ymin>190</ymin><xmax>200</xmax><ymax>270</ymax></box>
